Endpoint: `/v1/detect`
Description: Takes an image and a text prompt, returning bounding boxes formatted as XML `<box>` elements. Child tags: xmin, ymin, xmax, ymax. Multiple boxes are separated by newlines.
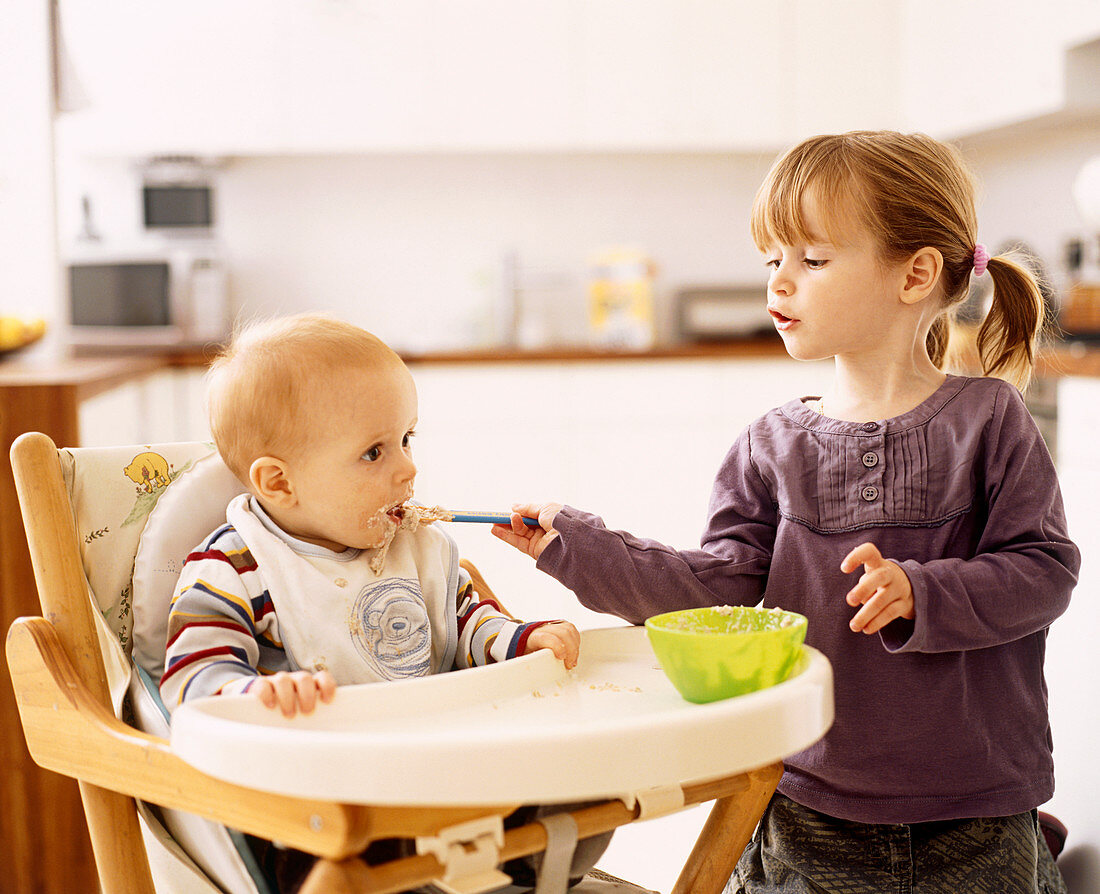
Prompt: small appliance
<box><xmin>675</xmin><ymin>285</ymin><xmax>773</xmax><ymax>341</ymax></box>
<box><xmin>65</xmin><ymin>246</ymin><xmax>230</xmax><ymax>349</ymax></box>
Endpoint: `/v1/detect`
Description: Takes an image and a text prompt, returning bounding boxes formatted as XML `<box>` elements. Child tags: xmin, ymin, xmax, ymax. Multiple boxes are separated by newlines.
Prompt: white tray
<box><xmin>171</xmin><ymin>626</ymin><xmax>832</xmax><ymax>806</ymax></box>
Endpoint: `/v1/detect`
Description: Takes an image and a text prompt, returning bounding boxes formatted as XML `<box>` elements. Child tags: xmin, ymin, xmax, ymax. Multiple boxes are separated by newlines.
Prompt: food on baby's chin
<box><xmin>395</xmin><ymin>504</ymin><xmax>454</xmax><ymax>528</ymax></box>
<box><xmin>367</xmin><ymin>502</ymin><xmax>454</xmax><ymax>575</ymax></box>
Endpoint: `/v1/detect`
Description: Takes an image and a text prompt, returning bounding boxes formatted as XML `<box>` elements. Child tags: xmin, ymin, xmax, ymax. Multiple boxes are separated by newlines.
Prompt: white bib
<box><xmin>226</xmin><ymin>495</ymin><xmax>459</xmax><ymax>684</ymax></box>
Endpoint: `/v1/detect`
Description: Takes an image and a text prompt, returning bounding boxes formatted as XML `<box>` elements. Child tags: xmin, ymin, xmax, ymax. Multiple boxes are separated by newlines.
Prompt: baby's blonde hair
<box><xmin>751</xmin><ymin>131</ymin><xmax>1045</xmax><ymax>390</ymax></box>
<box><xmin>206</xmin><ymin>313</ymin><xmax>403</xmax><ymax>482</ymax></box>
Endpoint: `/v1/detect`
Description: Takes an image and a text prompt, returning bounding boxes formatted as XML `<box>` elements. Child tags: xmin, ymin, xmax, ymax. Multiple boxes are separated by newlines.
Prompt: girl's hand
<box><xmin>840</xmin><ymin>542</ymin><xmax>915</xmax><ymax>635</ymax></box>
<box><xmin>491</xmin><ymin>502</ymin><xmax>562</xmax><ymax>560</ymax></box>
<box><xmin>523</xmin><ymin>621</ymin><xmax>580</xmax><ymax>670</ymax></box>
<box><xmin>250</xmin><ymin>669</ymin><xmax>336</xmax><ymax>717</ymax></box>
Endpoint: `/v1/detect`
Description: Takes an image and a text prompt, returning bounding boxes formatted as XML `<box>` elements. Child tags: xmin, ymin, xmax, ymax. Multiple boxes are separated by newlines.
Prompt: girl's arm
<box><xmin>507</xmin><ymin>430</ymin><xmax>778</xmax><ymax>626</ymax></box>
<box><xmin>882</xmin><ymin>384</ymin><xmax>1080</xmax><ymax>654</ymax></box>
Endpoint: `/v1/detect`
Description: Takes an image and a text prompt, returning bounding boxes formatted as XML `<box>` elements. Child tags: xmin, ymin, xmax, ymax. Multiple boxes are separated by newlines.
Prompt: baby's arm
<box><xmin>162</xmin><ymin>555</ymin><xmax>336</xmax><ymax>716</ymax></box>
<box><xmin>453</xmin><ymin>567</ymin><xmax>578</xmax><ymax>669</ymax></box>
<box><xmin>248</xmin><ymin>670</ymin><xmax>336</xmax><ymax>718</ymax></box>
<box><xmin>522</xmin><ymin>620</ymin><xmax>580</xmax><ymax>669</ymax></box>
<box><xmin>161</xmin><ymin>555</ymin><xmax>264</xmax><ymax>708</ymax></box>
<box><xmin>161</xmin><ymin>539</ymin><xmax>307</xmax><ymax>708</ymax></box>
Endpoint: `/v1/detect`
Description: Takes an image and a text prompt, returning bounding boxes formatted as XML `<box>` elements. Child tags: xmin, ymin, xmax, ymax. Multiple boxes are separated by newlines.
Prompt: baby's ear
<box><xmin>249</xmin><ymin>456</ymin><xmax>295</xmax><ymax>506</ymax></box>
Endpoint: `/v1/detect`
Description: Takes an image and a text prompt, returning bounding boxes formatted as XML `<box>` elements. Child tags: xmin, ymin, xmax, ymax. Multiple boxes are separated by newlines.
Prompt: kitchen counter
<box><xmin>144</xmin><ymin>335</ymin><xmax>1100</xmax><ymax>375</ymax></box>
<box><xmin>1036</xmin><ymin>340</ymin><xmax>1100</xmax><ymax>378</ymax></box>
<box><xmin>395</xmin><ymin>337</ymin><xmax>791</xmax><ymax>365</ymax></box>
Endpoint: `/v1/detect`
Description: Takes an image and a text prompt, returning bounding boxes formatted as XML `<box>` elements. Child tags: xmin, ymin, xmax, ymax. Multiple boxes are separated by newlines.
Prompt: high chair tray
<box><xmin>171</xmin><ymin>626</ymin><xmax>832</xmax><ymax>806</ymax></box>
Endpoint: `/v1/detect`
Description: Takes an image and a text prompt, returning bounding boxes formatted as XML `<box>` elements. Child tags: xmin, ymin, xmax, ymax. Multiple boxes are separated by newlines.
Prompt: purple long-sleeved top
<box><xmin>537</xmin><ymin>375</ymin><xmax>1079</xmax><ymax>823</ymax></box>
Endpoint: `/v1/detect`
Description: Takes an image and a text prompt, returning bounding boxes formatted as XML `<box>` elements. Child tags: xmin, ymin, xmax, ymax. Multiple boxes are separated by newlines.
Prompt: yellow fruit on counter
<box><xmin>0</xmin><ymin>315</ymin><xmax>47</xmax><ymax>352</ymax></box>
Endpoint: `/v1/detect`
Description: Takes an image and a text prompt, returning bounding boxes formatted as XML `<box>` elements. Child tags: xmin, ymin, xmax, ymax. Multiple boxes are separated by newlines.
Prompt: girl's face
<box><xmin>762</xmin><ymin>197</ymin><xmax>907</xmax><ymax>363</ymax></box>
<box><xmin>279</xmin><ymin>361</ymin><xmax>420</xmax><ymax>552</ymax></box>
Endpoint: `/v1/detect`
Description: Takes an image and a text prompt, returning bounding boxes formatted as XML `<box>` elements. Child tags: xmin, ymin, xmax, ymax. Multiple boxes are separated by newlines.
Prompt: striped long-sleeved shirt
<box><xmin>161</xmin><ymin>496</ymin><xmax>552</xmax><ymax>710</ymax></box>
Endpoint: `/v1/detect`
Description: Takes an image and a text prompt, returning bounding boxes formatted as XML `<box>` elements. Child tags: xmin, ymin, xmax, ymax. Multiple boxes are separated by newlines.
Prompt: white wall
<box><xmin>0</xmin><ymin>1</ymin><xmax>60</xmax><ymax>347</ymax></box>
<box><xmin>56</xmin><ymin>127</ymin><xmax>1100</xmax><ymax>357</ymax></box>
<box><xmin>56</xmin><ymin>151</ymin><xmax>776</xmax><ymax>352</ymax></box>
<box><xmin>1045</xmin><ymin>378</ymin><xmax>1100</xmax><ymax>892</ymax></box>
<box><xmin>963</xmin><ymin>122</ymin><xmax>1100</xmax><ymax>296</ymax></box>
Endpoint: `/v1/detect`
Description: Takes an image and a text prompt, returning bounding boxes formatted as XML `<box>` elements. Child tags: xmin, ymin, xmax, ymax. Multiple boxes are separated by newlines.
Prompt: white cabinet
<box><xmin>898</xmin><ymin>0</ymin><xmax>1100</xmax><ymax>138</ymax></box>
<box><xmin>408</xmin><ymin>356</ymin><xmax>827</xmax><ymax>627</ymax></box>
<box><xmin>1044</xmin><ymin>376</ymin><xmax>1100</xmax><ymax>894</ymax></box>
<box><xmin>56</xmin><ymin>0</ymin><xmax>901</xmax><ymax>156</ymax></box>
<box><xmin>2</xmin><ymin>1</ymin><xmax>59</xmax><ymax>324</ymax></box>
<box><xmin>572</xmin><ymin>2</ymin><xmax>789</xmax><ymax>150</ymax></box>
<box><xmin>53</xmin><ymin>0</ymin><xmax>1100</xmax><ymax>156</ymax></box>
<box><xmin>78</xmin><ymin>368</ymin><xmax>210</xmax><ymax>447</ymax></box>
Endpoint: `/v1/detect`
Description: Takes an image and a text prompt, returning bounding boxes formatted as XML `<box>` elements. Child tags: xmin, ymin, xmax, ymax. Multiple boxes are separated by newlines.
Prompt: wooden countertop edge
<box><xmin>3</xmin><ymin>337</ymin><xmax>1099</xmax><ymax>385</ymax></box>
<box><xmin>132</xmin><ymin>338</ymin><xmax>1100</xmax><ymax>379</ymax></box>
<box><xmin>394</xmin><ymin>338</ymin><xmax>790</xmax><ymax>365</ymax></box>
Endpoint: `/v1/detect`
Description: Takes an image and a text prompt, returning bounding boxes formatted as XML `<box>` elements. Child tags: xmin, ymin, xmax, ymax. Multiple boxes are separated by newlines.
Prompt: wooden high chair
<box><xmin>6</xmin><ymin>431</ymin><xmax>829</xmax><ymax>894</ymax></box>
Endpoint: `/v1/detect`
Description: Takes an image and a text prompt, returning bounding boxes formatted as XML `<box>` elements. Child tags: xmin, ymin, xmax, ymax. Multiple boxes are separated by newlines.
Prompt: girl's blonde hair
<box><xmin>750</xmin><ymin>131</ymin><xmax>1045</xmax><ymax>389</ymax></box>
<box><xmin>206</xmin><ymin>312</ymin><xmax>402</xmax><ymax>481</ymax></box>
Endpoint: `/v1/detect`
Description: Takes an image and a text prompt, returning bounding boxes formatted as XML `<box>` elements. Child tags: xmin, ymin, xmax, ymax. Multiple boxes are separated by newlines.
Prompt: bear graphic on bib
<box><xmin>349</xmin><ymin>578</ymin><xmax>432</xmax><ymax>679</ymax></box>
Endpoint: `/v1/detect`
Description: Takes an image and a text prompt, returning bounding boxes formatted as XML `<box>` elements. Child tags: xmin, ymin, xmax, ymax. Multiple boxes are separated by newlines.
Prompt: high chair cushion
<box><xmin>60</xmin><ymin>441</ymin><xmax>265</xmax><ymax>893</ymax></box>
<box><xmin>61</xmin><ymin>442</ymin><xmax>223</xmax><ymax>656</ymax></box>
<box><xmin>129</xmin><ymin>662</ymin><xmax>270</xmax><ymax>894</ymax></box>
<box><xmin>131</xmin><ymin>450</ymin><xmax>248</xmax><ymax>680</ymax></box>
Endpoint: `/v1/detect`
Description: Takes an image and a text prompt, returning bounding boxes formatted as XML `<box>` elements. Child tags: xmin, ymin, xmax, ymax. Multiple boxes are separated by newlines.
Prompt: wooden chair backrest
<box><xmin>10</xmin><ymin>431</ymin><xmax>157</xmax><ymax>893</ymax></box>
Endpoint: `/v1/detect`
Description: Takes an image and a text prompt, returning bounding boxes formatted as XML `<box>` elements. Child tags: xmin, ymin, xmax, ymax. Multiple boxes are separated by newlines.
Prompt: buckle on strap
<box><xmin>415</xmin><ymin>815</ymin><xmax>512</xmax><ymax>894</ymax></box>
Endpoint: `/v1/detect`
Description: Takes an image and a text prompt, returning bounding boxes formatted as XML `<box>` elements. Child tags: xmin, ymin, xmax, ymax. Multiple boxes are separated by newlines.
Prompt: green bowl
<box><xmin>645</xmin><ymin>606</ymin><xmax>808</xmax><ymax>703</ymax></box>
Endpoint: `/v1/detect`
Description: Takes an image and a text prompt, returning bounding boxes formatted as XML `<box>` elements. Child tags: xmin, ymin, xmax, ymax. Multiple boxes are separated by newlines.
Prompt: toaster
<box><xmin>675</xmin><ymin>285</ymin><xmax>773</xmax><ymax>341</ymax></box>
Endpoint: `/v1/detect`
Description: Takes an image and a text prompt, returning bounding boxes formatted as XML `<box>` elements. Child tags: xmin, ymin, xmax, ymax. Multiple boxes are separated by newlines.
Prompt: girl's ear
<box><xmin>249</xmin><ymin>456</ymin><xmax>296</xmax><ymax>507</ymax></box>
<box><xmin>900</xmin><ymin>247</ymin><xmax>943</xmax><ymax>305</ymax></box>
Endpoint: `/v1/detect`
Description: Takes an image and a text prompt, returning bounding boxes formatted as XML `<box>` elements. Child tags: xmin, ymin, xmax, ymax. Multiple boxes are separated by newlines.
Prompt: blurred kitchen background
<box><xmin>3</xmin><ymin>2</ymin><xmax>1100</xmax><ymax>892</ymax></box>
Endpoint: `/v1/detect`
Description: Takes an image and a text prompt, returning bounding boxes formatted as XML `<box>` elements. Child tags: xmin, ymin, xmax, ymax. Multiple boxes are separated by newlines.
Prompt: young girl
<box><xmin>493</xmin><ymin>131</ymin><xmax>1080</xmax><ymax>894</ymax></box>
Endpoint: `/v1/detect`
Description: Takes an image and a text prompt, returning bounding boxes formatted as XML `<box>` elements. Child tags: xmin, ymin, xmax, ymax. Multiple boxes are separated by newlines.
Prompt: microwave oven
<box><xmin>66</xmin><ymin>248</ymin><xmax>230</xmax><ymax>348</ymax></box>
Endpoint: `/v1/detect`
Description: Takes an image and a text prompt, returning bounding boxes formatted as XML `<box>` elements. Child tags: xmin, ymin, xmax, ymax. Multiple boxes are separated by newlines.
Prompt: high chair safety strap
<box><xmin>534</xmin><ymin>812</ymin><xmax>579</xmax><ymax>894</ymax></box>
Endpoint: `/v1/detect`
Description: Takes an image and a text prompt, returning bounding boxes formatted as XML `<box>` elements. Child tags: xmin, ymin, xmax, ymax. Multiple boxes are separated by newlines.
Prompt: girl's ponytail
<box><xmin>926</xmin><ymin>317</ymin><xmax>951</xmax><ymax>371</ymax></box>
<box><xmin>974</xmin><ymin>253</ymin><xmax>1046</xmax><ymax>391</ymax></box>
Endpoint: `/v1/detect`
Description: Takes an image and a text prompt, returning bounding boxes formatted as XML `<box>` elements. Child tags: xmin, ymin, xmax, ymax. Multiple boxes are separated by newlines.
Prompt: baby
<box><xmin>160</xmin><ymin>312</ymin><xmax>580</xmax><ymax>717</ymax></box>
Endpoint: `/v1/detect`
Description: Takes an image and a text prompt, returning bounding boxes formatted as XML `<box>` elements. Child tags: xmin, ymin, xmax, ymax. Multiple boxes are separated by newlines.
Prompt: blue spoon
<box><xmin>446</xmin><ymin>510</ymin><xmax>540</xmax><ymax>526</ymax></box>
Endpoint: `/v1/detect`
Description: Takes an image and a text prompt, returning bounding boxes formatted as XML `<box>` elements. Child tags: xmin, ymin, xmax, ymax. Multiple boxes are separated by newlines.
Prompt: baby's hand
<box><xmin>249</xmin><ymin>670</ymin><xmax>336</xmax><ymax>718</ymax></box>
<box><xmin>491</xmin><ymin>502</ymin><xmax>563</xmax><ymax>560</ymax></box>
<box><xmin>523</xmin><ymin>621</ymin><xmax>580</xmax><ymax>670</ymax></box>
<box><xmin>840</xmin><ymin>542</ymin><xmax>915</xmax><ymax>635</ymax></box>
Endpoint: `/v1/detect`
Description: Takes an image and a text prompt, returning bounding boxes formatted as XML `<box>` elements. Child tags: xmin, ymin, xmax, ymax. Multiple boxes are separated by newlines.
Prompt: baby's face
<box><xmin>280</xmin><ymin>361</ymin><xmax>419</xmax><ymax>552</ymax></box>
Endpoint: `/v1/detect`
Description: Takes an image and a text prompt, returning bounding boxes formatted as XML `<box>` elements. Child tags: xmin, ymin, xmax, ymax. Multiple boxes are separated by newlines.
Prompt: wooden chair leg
<box><xmin>299</xmin><ymin>856</ymin><xmax>392</xmax><ymax>894</ymax></box>
<box><xmin>78</xmin><ymin>781</ymin><xmax>156</xmax><ymax>894</ymax></box>
<box><xmin>671</xmin><ymin>761</ymin><xmax>783</xmax><ymax>894</ymax></box>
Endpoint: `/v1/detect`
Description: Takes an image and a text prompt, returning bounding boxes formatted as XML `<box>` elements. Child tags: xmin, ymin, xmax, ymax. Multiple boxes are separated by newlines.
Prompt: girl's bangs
<box><xmin>750</xmin><ymin>147</ymin><xmax>868</xmax><ymax>251</ymax></box>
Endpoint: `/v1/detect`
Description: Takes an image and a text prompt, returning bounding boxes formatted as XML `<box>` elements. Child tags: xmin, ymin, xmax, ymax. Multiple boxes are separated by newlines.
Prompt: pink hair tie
<box><xmin>972</xmin><ymin>243</ymin><xmax>990</xmax><ymax>277</ymax></box>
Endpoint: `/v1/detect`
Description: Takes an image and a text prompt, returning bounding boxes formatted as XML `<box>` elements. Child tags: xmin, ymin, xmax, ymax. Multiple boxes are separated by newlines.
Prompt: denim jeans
<box><xmin>726</xmin><ymin>793</ymin><xmax>1067</xmax><ymax>894</ymax></box>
